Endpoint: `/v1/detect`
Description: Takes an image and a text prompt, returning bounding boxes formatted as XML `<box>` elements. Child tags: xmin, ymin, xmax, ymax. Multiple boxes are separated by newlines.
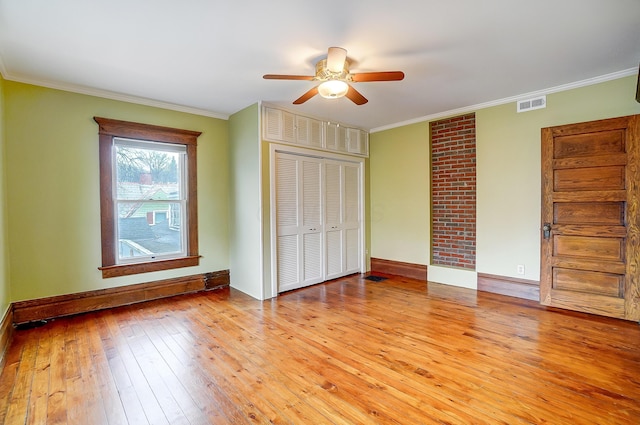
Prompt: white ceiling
<box><xmin>1</xmin><ymin>0</ymin><xmax>639</xmax><ymax>131</ymax></box>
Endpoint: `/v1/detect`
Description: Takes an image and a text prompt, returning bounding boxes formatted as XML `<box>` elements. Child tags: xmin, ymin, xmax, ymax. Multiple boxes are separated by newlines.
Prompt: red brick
<box><xmin>430</xmin><ymin>113</ymin><xmax>476</xmax><ymax>269</ymax></box>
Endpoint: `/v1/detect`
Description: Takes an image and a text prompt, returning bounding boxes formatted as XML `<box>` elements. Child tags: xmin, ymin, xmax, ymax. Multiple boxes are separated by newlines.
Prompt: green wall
<box><xmin>370</xmin><ymin>122</ymin><xmax>430</xmax><ymax>264</ymax></box>
<box><xmin>370</xmin><ymin>75</ymin><xmax>640</xmax><ymax>287</ymax></box>
<box><xmin>4</xmin><ymin>81</ymin><xmax>230</xmax><ymax>301</ymax></box>
<box><xmin>477</xmin><ymin>75</ymin><xmax>640</xmax><ymax>281</ymax></box>
<box><xmin>3</xmin><ymin>73</ymin><xmax>639</xmax><ymax>304</ymax></box>
<box><xmin>0</xmin><ymin>76</ymin><xmax>10</xmax><ymax>316</ymax></box>
<box><xmin>228</xmin><ymin>103</ymin><xmax>264</xmax><ymax>299</ymax></box>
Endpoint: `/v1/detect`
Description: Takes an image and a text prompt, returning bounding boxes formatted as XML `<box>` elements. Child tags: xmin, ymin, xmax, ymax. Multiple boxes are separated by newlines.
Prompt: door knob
<box><xmin>543</xmin><ymin>223</ymin><xmax>551</xmax><ymax>240</ymax></box>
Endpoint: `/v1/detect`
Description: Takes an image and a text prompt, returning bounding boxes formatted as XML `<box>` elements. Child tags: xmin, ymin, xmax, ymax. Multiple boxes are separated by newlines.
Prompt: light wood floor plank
<box><xmin>84</xmin><ymin>316</ymin><xmax>128</xmax><ymax>425</ymax></box>
<box><xmin>168</xmin><ymin>314</ymin><xmax>297</xmax><ymax>423</ymax></box>
<box><xmin>127</xmin><ymin>308</ymin><xmax>211</xmax><ymax>425</ymax></box>
<box><xmin>203</xmin><ymin>292</ymin><xmax>477</xmax><ymax>424</ymax></box>
<box><xmin>254</xmin><ymin>291</ymin><xmax>522</xmax><ymax>424</ymax></box>
<box><xmin>0</xmin><ymin>275</ymin><xmax>639</xmax><ymax>424</ymax></box>
<box><xmin>188</xmin><ymin>296</ymin><xmax>375</xmax><ymax>424</ymax></box>
<box><xmin>147</xmin><ymin>315</ymin><xmax>244</xmax><ymax>423</ymax></box>
<box><xmin>26</xmin><ymin>327</ymin><xmax>52</xmax><ymax>425</ymax></box>
<box><xmin>4</xmin><ymin>334</ymin><xmax>38</xmax><ymax>424</ymax></box>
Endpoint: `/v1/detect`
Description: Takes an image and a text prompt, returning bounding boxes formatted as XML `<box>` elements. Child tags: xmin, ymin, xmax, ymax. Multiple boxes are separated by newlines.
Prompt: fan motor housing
<box><xmin>315</xmin><ymin>59</ymin><xmax>351</xmax><ymax>81</ymax></box>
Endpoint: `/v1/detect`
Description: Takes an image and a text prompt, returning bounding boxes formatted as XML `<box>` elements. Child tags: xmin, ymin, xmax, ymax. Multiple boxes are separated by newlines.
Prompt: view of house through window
<box><xmin>114</xmin><ymin>138</ymin><xmax>187</xmax><ymax>263</ymax></box>
<box><xmin>94</xmin><ymin>116</ymin><xmax>200</xmax><ymax>278</ymax></box>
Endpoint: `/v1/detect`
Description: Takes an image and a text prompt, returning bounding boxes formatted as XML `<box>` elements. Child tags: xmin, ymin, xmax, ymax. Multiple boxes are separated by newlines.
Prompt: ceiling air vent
<box><xmin>517</xmin><ymin>95</ymin><xmax>546</xmax><ymax>113</ymax></box>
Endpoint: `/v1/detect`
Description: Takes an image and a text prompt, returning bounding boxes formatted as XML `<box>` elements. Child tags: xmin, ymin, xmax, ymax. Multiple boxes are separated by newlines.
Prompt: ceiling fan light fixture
<box><xmin>264</xmin><ymin>46</ymin><xmax>402</xmax><ymax>105</ymax></box>
<box><xmin>318</xmin><ymin>80</ymin><xmax>349</xmax><ymax>99</ymax></box>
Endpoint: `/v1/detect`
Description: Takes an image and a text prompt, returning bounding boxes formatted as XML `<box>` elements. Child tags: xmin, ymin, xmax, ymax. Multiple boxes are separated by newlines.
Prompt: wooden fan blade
<box><xmin>327</xmin><ymin>47</ymin><xmax>347</xmax><ymax>73</ymax></box>
<box><xmin>345</xmin><ymin>85</ymin><xmax>368</xmax><ymax>105</ymax></box>
<box><xmin>263</xmin><ymin>74</ymin><xmax>315</xmax><ymax>80</ymax></box>
<box><xmin>351</xmin><ymin>71</ymin><xmax>405</xmax><ymax>82</ymax></box>
<box><xmin>293</xmin><ymin>86</ymin><xmax>319</xmax><ymax>104</ymax></box>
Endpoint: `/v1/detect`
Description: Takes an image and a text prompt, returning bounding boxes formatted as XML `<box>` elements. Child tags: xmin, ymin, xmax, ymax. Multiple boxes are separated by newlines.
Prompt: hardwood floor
<box><xmin>0</xmin><ymin>274</ymin><xmax>639</xmax><ymax>424</ymax></box>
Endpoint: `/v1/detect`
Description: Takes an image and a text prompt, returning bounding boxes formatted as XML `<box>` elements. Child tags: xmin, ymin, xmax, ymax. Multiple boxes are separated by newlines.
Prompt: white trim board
<box><xmin>428</xmin><ymin>265</ymin><xmax>478</xmax><ymax>290</ymax></box>
<box><xmin>370</xmin><ymin>68</ymin><xmax>637</xmax><ymax>133</ymax></box>
<box><xmin>0</xmin><ymin>73</ymin><xmax>229</xmax><ymax>120</ymax></box>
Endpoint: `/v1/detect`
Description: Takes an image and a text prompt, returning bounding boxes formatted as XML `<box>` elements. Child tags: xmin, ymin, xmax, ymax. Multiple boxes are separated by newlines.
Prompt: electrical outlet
<box><xmin>517</xmin><ymin>265</ymin><xmax>525</xmax><ymax>275</ymax></box>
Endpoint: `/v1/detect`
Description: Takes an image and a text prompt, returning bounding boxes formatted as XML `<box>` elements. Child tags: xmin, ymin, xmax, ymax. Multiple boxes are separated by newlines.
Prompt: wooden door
<box><xmin>275</xmin><ymin>152</ymin><xmax>323</xmax><ymax>292</ymax></box>
<box><xmin>540</xmin><ymin>115</ymin><xmax>640</xmax><ymax>321</ymax></box>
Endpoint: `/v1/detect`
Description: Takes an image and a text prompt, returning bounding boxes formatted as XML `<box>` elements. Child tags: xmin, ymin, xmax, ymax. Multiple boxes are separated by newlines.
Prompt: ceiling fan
<box><xmin>263</xmin><ymin>47</ymin><xmax>405</xmax><ymax>105</ymax></box>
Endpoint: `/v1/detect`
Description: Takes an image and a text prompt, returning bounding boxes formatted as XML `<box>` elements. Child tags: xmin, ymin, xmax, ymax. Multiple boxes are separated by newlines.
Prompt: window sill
<box><xmin>99</xmin><ymin>256</ymin><xmax>200</xmax><ymax>278</ymax></box>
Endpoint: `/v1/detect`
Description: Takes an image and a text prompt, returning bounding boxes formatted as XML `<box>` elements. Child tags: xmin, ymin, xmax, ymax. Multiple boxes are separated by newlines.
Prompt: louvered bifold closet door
<box><xmin>301</xmin><ymin>159</ymin><xmax>323</xmax><ymax>285</ymax></box>
<box><xmin>343</xmin><ymin>163</ymin><xmax>361</xmax><ymax>274</ymax></box>
<box><xmin>325</xmin><ymin>162</ymin><xmax>344</xmax><ymax>279</ymax></box>
<box><xmin>275</xmin><ymin>152</ymin><xmax>323</xmax><ymax>292</ymax></box>
<box><xmin>325</xmin><ymin>160</ymin><xmax>362</xmax><ymax>280</ymax></box>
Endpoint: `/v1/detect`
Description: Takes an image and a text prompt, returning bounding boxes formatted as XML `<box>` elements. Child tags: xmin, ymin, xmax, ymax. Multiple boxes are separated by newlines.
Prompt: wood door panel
<box><xmin>553</xmin><ymin>130</ymin><xmax>624</xmax><ymax>158</ymax></box>
<box><xmin>551</xmin><ymin>258</ymin><xmax>626</xmax><ymax>275</ymax></box>
<box><xmin>549</xmin><ymin>115</ymin><xmax>631</xmax><ymax>136</ymax></box>
<box><xmin>553</xmin><ymin>153</ymin><xmax>627</xmax><ymax>169</ymax></box>
<box><xmin>548</xmin><ymin>289</ymin><xmax>625</xmax><ymax>318</ymax></box>
<box><xmin>553</xmin><ymin>235</ymin><xmax>623</xmax><ymax>261</ymax></box>
<box><xmin>554</xmin><ymin>202</ymin><xmax>624</xmax><ymax>225</ymax></box>
<box><xmin>541</xmin><ymin>114</ymin><xmax>640</xmax><ymax>321</ymax></box>
<box><xmin>552</xmin><ymin>190</ymin><xmax>626</xmax><ymax>202</ymax></box>
<box><xmin>552</xmin><ymin>224</ymin><xmax>626</xmax><ymax>237</ymax></box>
<box><xmin>624</xmin><ymin>115</ymin><xmax>640</xmax><ymax>321</ymax></box>
<box><xmin>553</xmin><ymin>268</ymin><xmax>623</xmax><ymax>297</ymax></box>
<box><xmin>553</xmin><ymin>166</ymin><xmax>625</xmax><ymax>192</ymax></box>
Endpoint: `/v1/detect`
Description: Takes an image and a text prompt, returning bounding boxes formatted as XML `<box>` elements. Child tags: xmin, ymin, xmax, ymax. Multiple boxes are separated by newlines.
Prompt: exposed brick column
<box><xmin>430</xmin><ymin>113</ymin><xmax>476</xmax><ymax>269</ymax></box>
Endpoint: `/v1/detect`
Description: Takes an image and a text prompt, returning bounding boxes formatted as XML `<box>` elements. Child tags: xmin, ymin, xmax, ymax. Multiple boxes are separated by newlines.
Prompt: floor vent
<box><xmin>15</xmin><ymin>319</ymin><xmax>48</xmax><ymax>330</ymax></box>
<box><xmin>517</xmin><ymin>95</ymin><xmax>546</xmax><ymax>113</ymax></box>
<box><xmin>365</xmin><ymin>275</ymin><xmax>388</xmax><ymax>282</ymax></box>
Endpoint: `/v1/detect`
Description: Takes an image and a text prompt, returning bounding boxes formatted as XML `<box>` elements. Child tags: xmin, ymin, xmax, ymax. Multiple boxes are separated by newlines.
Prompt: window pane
<box><xmin>117</xmin><ymin>201</ymin><xmax>185</xmax><ymax>261</ymax></box>
<box><xmin>114</xmin><ymin>139</ymin><xmax>187</xmax><ymax>263</ymax></box>
<box><xmin>115</xmin><ymin>144</ymin><xmax>184</xmax><ymax>200</ymax></box>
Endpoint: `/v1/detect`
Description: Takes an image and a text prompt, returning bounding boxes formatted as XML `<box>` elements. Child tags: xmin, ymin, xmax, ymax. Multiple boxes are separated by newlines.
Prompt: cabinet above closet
<box><xmin>262</xmin><ymin>106</ymin><xmax>369</xmax><ymax>157</ymax></box>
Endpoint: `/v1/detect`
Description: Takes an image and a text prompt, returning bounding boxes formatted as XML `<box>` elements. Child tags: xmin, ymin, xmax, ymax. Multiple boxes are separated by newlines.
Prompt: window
<box><xmin>94</xmin><ymin>117</ymin><xmax>201</xmax><ymax>278</ymax></box>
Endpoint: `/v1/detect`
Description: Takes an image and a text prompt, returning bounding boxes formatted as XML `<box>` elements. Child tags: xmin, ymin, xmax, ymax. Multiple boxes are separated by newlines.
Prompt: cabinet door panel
<box><xmin>325</xmin><ymin>123</ymin><xmax>347</xmax><ymax>152</ymax></box>
<box><xmin>297</xmin><ymin>116</ymin><xmax>323</xmax><ymax>148</ymax></box>
<box><xmin>264</xmin><ymin>108</ymin><xmax>282</xmax><ymax>141</ymax></box>
<box><xmin>282</xmin><ymin>111</ymin><xmax>296</xmax><ymax>142</ymax></box>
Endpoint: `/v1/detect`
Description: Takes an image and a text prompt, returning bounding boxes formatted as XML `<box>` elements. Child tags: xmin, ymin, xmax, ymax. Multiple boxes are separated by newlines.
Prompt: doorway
<box><xmin>540</xmin><ymin>114</ymin><xmax>640</xmax><ymax>321</ymax></box>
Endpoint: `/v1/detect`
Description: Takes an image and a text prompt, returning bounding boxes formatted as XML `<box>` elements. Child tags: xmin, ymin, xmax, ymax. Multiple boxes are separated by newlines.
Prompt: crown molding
<box><xmin>3</xmin><ymin>67</ymin><xmax>636</xmax><ymax>130</ymax></box>
<box><xmin>0</xmin><ymin>71</ymin><xmax>229</xmax><ymax>120</ymax></box>
<box><xmin>370</xmin><ymin>68</ymin><xmax>638</xmax><ymax>133</ymax></box>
